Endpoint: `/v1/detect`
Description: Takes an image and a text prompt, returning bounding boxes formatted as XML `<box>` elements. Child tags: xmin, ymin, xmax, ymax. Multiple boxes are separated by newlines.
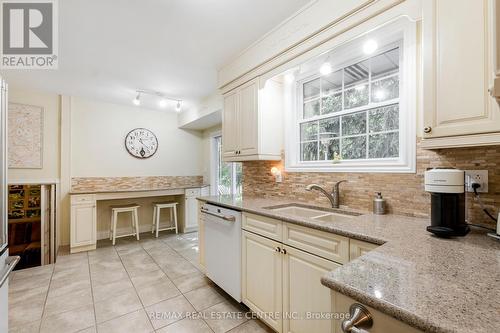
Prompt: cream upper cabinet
<box><xmin>283</xmin><ymin>245</ymin><xmax>340</xmax><ymax>333</ymax></box>
<box><xmin>422</xmin><ymin>0</ymin><xmax>500</xmax><ymax>148</ymax></box>
<box><xmin>222</xmin><ymin>90</ymin><xmax>239</xmax><ymax>158</ymax></box>
<box><xmin>242</xmin><ymin>230</ymin><xmax>283</xmax><ymax>332</ymax></box>
<box><xmin>222</xmin><ymin>77</ymin><xmax>283</xmax><ymax>162</ymax></box>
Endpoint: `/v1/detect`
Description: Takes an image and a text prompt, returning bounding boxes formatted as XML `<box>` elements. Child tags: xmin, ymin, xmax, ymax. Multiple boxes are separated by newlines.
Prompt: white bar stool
<box><xmin>110</xmin><ymin>203</ymin><xmax>140</xmax><ymax>245</ymax></box>
<box><xmin>151</xmin><ymin>202</ymin><xmax>178</xmax><ymax>238</ymax></box>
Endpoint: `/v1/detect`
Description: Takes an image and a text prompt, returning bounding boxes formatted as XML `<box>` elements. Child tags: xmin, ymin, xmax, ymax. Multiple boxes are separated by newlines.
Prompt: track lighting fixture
<box><xmin>133</xmin><ymin>90</ymin><xmax>182</xmax><ymax>111</ymax></box>
<box><xmin>133</xmin><ymin>93</ymin><xmax>141</xmax><ymax>106</ymax></box>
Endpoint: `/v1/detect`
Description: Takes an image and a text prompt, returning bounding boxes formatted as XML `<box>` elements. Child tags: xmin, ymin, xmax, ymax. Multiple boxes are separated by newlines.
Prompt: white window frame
<box><xmin>285</xmin><ymin>19</ymin><xmax>417</xmax><ymax>173</ymax></box>
<box><xmin>210</xmin><ymin>131</ymin><xmax>242</xmax><ymax>196</ymax></box>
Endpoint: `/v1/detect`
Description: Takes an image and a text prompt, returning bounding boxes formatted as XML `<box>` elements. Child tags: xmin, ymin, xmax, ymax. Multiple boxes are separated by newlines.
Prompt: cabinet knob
<box><xmin>341</xmin><ymin>303</ymin><xmax>373</xmax><ymax>333</ymax></box>
<box><xmin>276</xmin><ymin>246</ymin><xmax>281</xmax><ymax>252</ymax></box>
<box><xmin>423</xmin><ymin>126</ymin><xmax>432</xmax><ymax>134</ymax></box>
<box><xmin>282</xmin><ymin>248</ymin><xmax>287</xmax><ymax>254</ymax></box>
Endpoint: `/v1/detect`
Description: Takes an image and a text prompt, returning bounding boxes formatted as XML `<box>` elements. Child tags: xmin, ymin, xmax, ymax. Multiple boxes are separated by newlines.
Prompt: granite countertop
<box><xmin>197</xmin><ymin>195</ymin><xmax>500</xmax><ymax>333</ymax></box>
<box><xmin>70</xmin><ymin>184</ymin><xmax>210</xmax><ymax>195</ymax></box>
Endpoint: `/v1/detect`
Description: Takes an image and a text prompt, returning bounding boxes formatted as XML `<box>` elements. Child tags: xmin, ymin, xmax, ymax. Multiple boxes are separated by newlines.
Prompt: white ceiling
<box><xmin>1</xmin><ymin>0</ymin><xmax>311</xmax><ymax>111</ymax></box>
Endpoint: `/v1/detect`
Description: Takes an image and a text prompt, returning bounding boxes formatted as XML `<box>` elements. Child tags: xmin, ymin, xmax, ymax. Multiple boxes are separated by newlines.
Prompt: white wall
<box><xmin>200</xmin><ymin>124</ymin><xmax>221</xmax><ymax>187</ymax></box>
<box><xmin>8</xmin><ymin>87</ymin><xmax>60</xmax><ymax>182</ymax></box>
<box><xmin>71</xmin><ymin>97</ymin><xmax>204</xmax><ymax>177</ymax></box>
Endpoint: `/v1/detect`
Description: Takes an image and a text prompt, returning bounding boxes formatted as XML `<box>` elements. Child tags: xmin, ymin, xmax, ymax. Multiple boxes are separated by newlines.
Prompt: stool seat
<box><xmin>109</xmin><ymin>204</ymin><xmax>140</xmax><ymax>245</ymax></box>
<box><xmin>152</xmin><ymin>202</ymin><xmax>177</xmax><ymax>207</ymax></box>
<box><xmin>152</xmin><ymin>202</ymin><xmax>178</xmax><ymax>237</ymax></box>
<box><xmin>110</xmin><ymin>203</ymin><xmax>140</xmax><ymax>210</ymax></box>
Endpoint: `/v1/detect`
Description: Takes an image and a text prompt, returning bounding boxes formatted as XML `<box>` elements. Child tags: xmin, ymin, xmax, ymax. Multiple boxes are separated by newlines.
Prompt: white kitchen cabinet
<box><xmin>242</xmin><ymin>230</ymin><xmax>283</xmax><ymax>332</ymax></box>
<box><xmin>70</xmin><ymin>195</ymin><xmax>96</xmax><ymax>253</ymax></box>
<box><xmin>283</xmin><ymin>246</ymin><xmax>340</xmax><ymax>333</ymax></box>
<box><xmin>184</xmin><ymin>186</ymin><xmax>210</xmax><ymax>232</ymax></box>
<box><xmin>332</xmin><ymin>292</ymin><xmax>423</xmax><ymax>333</ymax></box>
<box><xmin>422</xmin><ymin>0</ymin><xmax>500</xmax><ymax>148</ymax></box>
<box><xmin>222</xmin><ymin>77</ymin><xmax>283</xmax><ymax>162</ymax></box>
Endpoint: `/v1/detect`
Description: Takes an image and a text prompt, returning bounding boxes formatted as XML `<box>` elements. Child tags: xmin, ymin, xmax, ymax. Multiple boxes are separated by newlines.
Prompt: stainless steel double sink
<box><xmin>264</xmin><ymin>203</ymin><xmax>361</xmax><ymax>223</ymax></box>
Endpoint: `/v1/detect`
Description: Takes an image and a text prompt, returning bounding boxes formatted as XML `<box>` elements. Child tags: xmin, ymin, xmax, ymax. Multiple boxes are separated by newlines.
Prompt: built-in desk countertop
<box><xmin>69</xmin><ymin>184</ymin><xmax>209</xmax><ymax>253</ymax></box>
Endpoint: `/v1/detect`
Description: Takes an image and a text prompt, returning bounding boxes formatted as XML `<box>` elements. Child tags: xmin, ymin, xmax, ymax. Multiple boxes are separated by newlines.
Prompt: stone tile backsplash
<box><xmin>71</xmin><ymin>176</ymin><xmax>205</xmax><ymax>193</ymax></box>
<box><xmin>242</xmin><ymin>141</ymin><xmax>500</xmax><ymax>227</ymax></box>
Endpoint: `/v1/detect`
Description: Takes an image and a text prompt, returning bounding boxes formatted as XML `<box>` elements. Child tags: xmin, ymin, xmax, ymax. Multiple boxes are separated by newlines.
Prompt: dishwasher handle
<box><xmin>200</xmin><ymin>208</ymin><xmax>236</xmax><ymax>222</ymax></box>
<box><xmin>0</xmin><ymin>255</ymin><xmax>20</xmax><ymax>288</ymax></box>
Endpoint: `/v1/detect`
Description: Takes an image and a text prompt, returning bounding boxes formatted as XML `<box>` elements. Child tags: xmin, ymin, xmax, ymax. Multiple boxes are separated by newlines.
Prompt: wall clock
<box><xmin>125</xmin><ymin>128</ymin><xmax>158</xmax><ymax>159</ymax></box>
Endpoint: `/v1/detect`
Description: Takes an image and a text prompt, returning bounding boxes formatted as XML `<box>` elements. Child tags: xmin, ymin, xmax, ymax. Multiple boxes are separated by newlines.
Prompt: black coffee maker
<box><xmin>424</xmin><ymin>169</ymin><xmax>470</xmax><ymax>238</ymax></box>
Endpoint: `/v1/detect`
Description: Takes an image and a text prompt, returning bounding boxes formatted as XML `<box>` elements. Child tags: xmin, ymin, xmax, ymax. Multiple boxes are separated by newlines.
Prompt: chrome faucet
<box><xmin>305</xmin><ymin>180</ymin><xmax>347</xmax><ymax>208</ymax></box>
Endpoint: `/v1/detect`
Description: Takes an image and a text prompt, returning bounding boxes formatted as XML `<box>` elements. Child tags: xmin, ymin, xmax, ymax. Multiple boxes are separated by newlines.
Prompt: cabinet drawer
<box><xmin>185</xmin><ymin>188</ymin><xmax>201</xmax><ymax>197</ymax></box>
<box><xmin>283</xmin><ymin>223</ymin><xmax>349</xmax><ymax>264</ymax></box>
<box><xmin>242</xmin><ymin>213</ymin><xmax>282</xmax><ymax>242</ymax></box>
<box><xmin>349</xmin><ymin>239</ymin><xmax>379</xmax><ymax>261</ymax></box>
<box><xmin>71</xmin><ymin>194</ymin><xmax>95</xmax><ymax>205</ymax></box>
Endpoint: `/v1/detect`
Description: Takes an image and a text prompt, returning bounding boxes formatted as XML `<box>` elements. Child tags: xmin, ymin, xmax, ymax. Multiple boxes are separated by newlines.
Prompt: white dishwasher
<box><xmin>201</xmin><ymin>203</ymin><xmax>242</xmax><ymax>302</ymax></box>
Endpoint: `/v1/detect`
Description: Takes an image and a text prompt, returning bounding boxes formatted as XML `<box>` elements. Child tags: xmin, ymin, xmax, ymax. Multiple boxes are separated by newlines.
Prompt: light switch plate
<box><xmin>465</xmin><ymin>170</ymin><xmax>488</xmax><ymax>193</ymax></box>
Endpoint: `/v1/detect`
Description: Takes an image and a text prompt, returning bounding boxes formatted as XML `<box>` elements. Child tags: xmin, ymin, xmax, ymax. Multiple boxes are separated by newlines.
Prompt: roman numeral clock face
<box><xmin>125</xmin><ymin>128</ymin><xmax>158</xmax><ymax>158</ymax></box>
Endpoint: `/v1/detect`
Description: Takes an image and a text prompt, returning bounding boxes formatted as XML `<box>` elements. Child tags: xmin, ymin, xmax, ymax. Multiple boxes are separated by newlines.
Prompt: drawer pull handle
<box><xmin>276</xmin><ymin>246</ymin><xmax>281</xmax><ymax>252</ymax></box>
<box><xmin>341</xmin><ymin>303</ymin><xmax>373</xmax><ymax>333</ymax></box>
<box><xmin>281</xmin><ymin>248</ymin><xmax>287</xmax><ymax>254</ymax></box>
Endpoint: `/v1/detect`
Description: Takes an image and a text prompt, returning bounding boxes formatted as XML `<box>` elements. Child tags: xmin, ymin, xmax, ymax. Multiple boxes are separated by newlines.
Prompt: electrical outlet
<box><xmin>465</xmin><ymin>170</ymin><xmax>489</xmax><ymax>193</ymax></box>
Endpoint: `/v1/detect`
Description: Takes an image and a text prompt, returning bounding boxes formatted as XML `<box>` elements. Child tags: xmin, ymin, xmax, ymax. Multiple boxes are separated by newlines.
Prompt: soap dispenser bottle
<box><xmin>373</xmin><ymin>192</ymin><xmax>386</xmax><ymax>215</ymax></box>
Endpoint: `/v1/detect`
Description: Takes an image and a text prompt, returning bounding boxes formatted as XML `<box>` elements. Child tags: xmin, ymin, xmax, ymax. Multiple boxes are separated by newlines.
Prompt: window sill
<box><xmin>285</xmin><ymin>161</ymin><xmax>416</xmax><ymax>173</ymax></box>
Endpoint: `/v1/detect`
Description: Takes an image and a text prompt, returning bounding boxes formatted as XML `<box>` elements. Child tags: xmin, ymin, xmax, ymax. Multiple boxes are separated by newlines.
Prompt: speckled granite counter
<box><xmin>197</xmin><ymin>195</ymin><xmax>500</xmax><ymax>333</ymax></box>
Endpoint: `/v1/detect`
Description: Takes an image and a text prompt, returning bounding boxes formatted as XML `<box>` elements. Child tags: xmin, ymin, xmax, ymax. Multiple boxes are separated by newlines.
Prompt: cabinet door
<box><xmin>70</xmin><ymin>203</ymin><xmax>96</xmax><ymax>248</ymax></box>
<box><xmin>222</xmin><ymin>90</ymin><xmax>239</xmax><ymax>158</ymax></box>
<box><xmin>239</xmin><ymin>79</ymin><xmax>259</xmax><ymax>155</ymax></box>
<box><xmin>242</xmin><ymin>230</ymin><xmax>283</xmax><ymax>332</ymax></box>
<box><xmin>349</xmin><ymin>239</ymin><xmax>378</xmax><ymax>261</ymax></box>
<box><xmin>283</xmin><ymin>246</ymin><xmax>340</xmax><ymax>333</ymax></box>
<box><xmin>423</xmin><ymin>0</ymin><xmax>500</xmax><ymax>138</ymax></box>
<box><xmin>184</xmin><ymin>197</ymin><xmax>198</xmax><ymax>231</ymax></box>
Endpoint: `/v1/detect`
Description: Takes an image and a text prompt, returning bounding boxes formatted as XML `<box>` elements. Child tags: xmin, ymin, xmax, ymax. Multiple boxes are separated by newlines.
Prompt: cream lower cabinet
<box><xmin>283</xmin><ymin>246</ymin><xmax>340</xmax><ymax>333</ymax></box>
<box><xmin>332</xmin><ymin>292</ymin><xmax>423</xmax><ymax>333</ymax></box>
<box><xmin>70</xmin><ymin>196</ymin><xmax>97</xmax><ymax>253</ymax></box>
<box><xmin>349</xmin><ymin>239</ymin><xmax>379</xmax><ymax>261</ymax></box>
<box><xmin>242</xmin><ymin>230</ymin><xmax>283</xmax><ymax>332</ymax></box>
<box><xmin>242</xmin><ymin>213</ymin><xmax>344</xmax><ymax>333</ymax></box>
<box><xmin>422</xmin><ymin>0</ymin><xmax>500</xmax><ymax>148</ymax></box>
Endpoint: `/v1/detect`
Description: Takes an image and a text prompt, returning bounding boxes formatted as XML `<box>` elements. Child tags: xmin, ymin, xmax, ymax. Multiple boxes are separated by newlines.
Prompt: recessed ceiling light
<box><xmin>363</xmin><ymin>39</ymin><xmax>378</xmax><ymax>55</ymax></box>
<box><xmin>133</xmin><ymin>93</ymin><xmax>141</xmax><ymax>106</ymax></box>
<box><xmin>320</xmin><ymin>62</ymin><xmax>332</xmax><ymax>76</ymax></box>
<box><xmin>158</xmin><ymin>99</ymin><xmax>167</xmax><ymax>108</ymax></box>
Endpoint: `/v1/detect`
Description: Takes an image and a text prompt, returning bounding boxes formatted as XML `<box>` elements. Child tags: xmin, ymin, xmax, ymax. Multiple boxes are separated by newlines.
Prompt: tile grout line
<box><xmin>88</xmin><ymin>247</ymin><xmax>105</xmax><ymax>332</ymax></box>
<box><xmin>36</xmin><ymin>261</ymin><xmax>56</xmax><ymax>333</ymax></box>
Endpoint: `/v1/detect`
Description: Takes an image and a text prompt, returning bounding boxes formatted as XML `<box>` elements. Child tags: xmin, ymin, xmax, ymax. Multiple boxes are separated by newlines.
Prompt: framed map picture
<box><xmin>8</xmin><ymin>103</ymin><xmax>44</xmax><ymax>169</ymax></box>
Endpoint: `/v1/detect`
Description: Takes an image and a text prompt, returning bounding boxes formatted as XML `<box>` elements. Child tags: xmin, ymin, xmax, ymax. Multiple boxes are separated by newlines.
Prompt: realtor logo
<box><xmin>1</xmin><ymin>0</ymin><xmax>58</xmax><ymax>69</ymax></box>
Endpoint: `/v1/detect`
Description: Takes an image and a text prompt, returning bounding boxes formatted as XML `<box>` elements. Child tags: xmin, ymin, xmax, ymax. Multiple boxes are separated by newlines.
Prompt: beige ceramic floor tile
<box><xmin>9</xmin><ymin>274</ymin><xmax>51</xmax><ymax>293</ymax></box>
<box><xmin>202</xmin><ymin>301</ymin><xmax>249</xmax><ymax>333</ymax></box>
<box><xmin>97</xmin><ymin>309</ymin><xmax>154</xmax><ymax>333</ymax></box>
<box><xmin>8</xmin><ymin>319</ymin><xmax>41</xmax><ymax>333</ymax></box>
<box><xmin>94</xmin><ymin>288</ymin><xmax>142</xmax><ymax>323</ymax></box>
<box><xmin>40</xmin><ymin>304</ymin><xmax>95</xmax><ymax>333</ymax></box>
<box><xmin>48</xmin><ymin>275</ymin><xmax>91</xmax><ymax>298</ymax></box>
<box><xmin>145</xmin><ymin>295</ymin><xmax>195</xmax><ymax>330</ymax></box>
<box><xmin>172</xmin><ymin>272</ymin><xmax>210</xmax><ymax>293</ymax></box>
<box><xmin>155</xmin><ymin>317</ymin><xmax>213</xmax><ymax>333</ymax></box>
<box><xmin>9</xmin><ymin>285</ymin><xmax>47</xmax><ymax>306</ymax></box>
<box><xmin>183</xmin><ymin>285</ymin><xmax>226</xmax><ymax>311</ymax></box>
<box><xmin>135</xmin><ymin>279</ymin><xmax>180</xmax><ymax>307</ymax></box>
<box><xmin>92</xmin><ymin>277</ymin><xmax>135</xmax><ymax>303</ymax></box>
<box><xmin>227</xmin><ymin>319</ymin><xmax>274</xmax><ymax>332</ymax></box>
<box><xmin>11</xmin><ymin>264</ymin><xmax>54</xmax><ymax>281</ymax></box>
<box><xmin>130</xmin><ymin>269</ymin><xmax>170</xmax><ymax>289</ymax></box>
<box><xmin>90</xmin><ymin>267</ymin><xmax>129</xmax><ymax>285</ymax></box>
<box><xmin>8</xmin><ymin>297</ymin><xmax>45</xmax><ymax>328</ymax></box>
<box><xmin>44</xmin><ymin>287</ymin><xmax>93</xmax><ymax>317</ymax></box>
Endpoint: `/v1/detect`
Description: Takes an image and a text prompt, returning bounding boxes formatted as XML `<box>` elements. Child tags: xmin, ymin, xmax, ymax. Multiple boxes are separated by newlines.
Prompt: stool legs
<box><xmin>112</xmin><ymin>211</ymin><xmax>118</xmax><ymax>245</ymax></box>
<box><xmin>155</xmin><ymin>207</ymin><xmax>160</xmax><ymax>238</ymax></box>
<box><xmin>173</xmin><ymin>206</ymin><xmax>178</xmax><ymax>234</ymax></box>
<box><xmin>151</xmin><ymin>206</ymin><xmax>157</xmax><ymax>234</ymax></box>
<box><xmin>133</xmin><ymin>208</ymin><xmax>140</xmax><ymax>240</ymax></box>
